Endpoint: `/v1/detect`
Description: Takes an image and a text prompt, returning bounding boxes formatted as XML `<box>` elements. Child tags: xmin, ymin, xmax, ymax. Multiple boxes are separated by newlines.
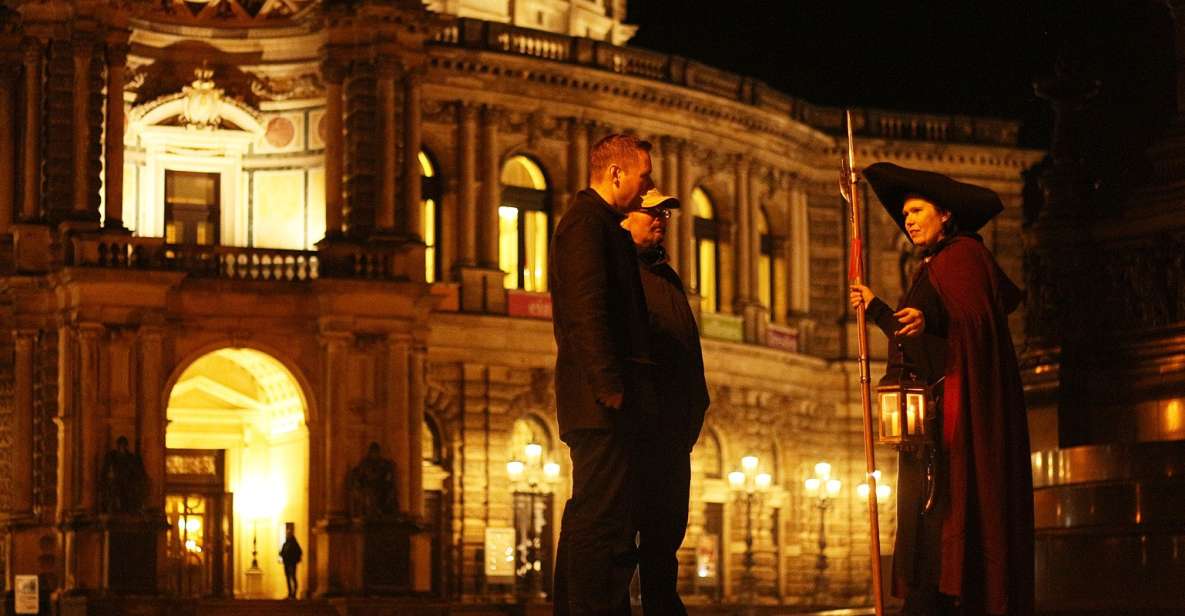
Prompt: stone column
<box><xmin>321</xmin><ymin>331</ymin><xmax>351</xmax><ymax>517</ymax></box>
<box><xmin>403</xmin><ymin>73</ymin><xmax>423</xmax><ymax>239</ymax></box>
<box><xmin>322</xmin><ymin>60</ymin><xmax>346</xmax><ymax>239</ymax></box>
<box><xmin>376</xmin><ymin>58</ymin><xmax>398</xmax><ymax>232</ymax></box>
<box><xmin>661</xmin><ymin>137</ymin><xmax>679</xmax><ymax>269</ymax></box>
<box><xmin>563</xmin><ymin>119</ymin><xmax>589</xmax><ymax>222</ymax></box>
<box><xmin>72</xmin><ymin>35</ymin><xmax>92</xmax><ymax>218</ymax></box>
<box><xmin>771</xmin><ymin>236</ymin><xmax>788</xmax><ymax>324</ymax></box>
<box><xmin>734</xmin><ymin>157</ymin><xmax>752</xmax><ymax>306</ymax></box>
<box><xmin>407</xmin><ymin>346</ymin><xmax>425</xmax><ymax>517</ymax></box>
<box><xmin>457</xmin><ymin>103</ymin><xmax>478</xmax><ymax>266</ymax></box>
<box><xmin>137</xmin><ymin>326</ymin><xmax>166</xmax><ymax>510</ymax></box>
<box><xmin>386</xmin><ymin>336</ymin><xmax>412</xmax><ymax>513</ymax></box>
<box><xmin>103</xmin><ymin>42</ymin><xmax>128</xmax><ymax>230</ymax></box>
<box><xmin>677</xmin><ymin>140</ymin><xmax>695</xmax><ymax>289</ymax></box>
<box><xmin>12</xmin><ymin>331</ymin><xmax>38</xmax><ymax>516</ymax></box>
<box><xmin>21</xmin><ymin>39</ymin><xmax>41</xmax><ymax>222</ymax></box>
<box><xmin>57</xmin><ymin>325</ymin><xmax>79</xmax><ymax>517</ymax></box>
<box><xmin>788</xmin><ymin>187</ymin><xmax>810</xmax><ymax>316</ymax></box>
<box><xmin>0</xmin><ymin>65</ymin><xmax>16</xmax><ymax>234</ymax></box>
<box><xmin>478</xmin><ymin>105</ymin><xmax>500</xmax><ymax>268</ymax></box>
<box><xmin>77</xmin><ymin>324</ymin><xmax>102</xmax><ymax>513</ymax></box>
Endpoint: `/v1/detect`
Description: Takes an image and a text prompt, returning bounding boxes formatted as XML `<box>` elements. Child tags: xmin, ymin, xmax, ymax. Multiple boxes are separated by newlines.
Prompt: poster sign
<box><xmin>14</xmin><ymin>574</ymin><xmax>39</xmax><ymax>614</ymax></box>
<box><xmin>695</xmin><ymin>534</ymin><xmax>718</xmax><ymax>580</ymax></box>
<box><xmin>484</xmin><ymin>527</ymin><xmax>517</xmax><ymax>583</ymax></box>
<box><xmin>507</xmin><ymin>290</ymin><xmax>553</xmax><ymax>320</ymax></box>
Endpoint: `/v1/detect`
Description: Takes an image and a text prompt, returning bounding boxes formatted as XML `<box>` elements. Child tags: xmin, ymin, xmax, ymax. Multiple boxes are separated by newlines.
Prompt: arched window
<box><xmin>757</xmin><ymin>207</ymin><xmax>774</xmax><ymax>310</ymax></box>
<box><xmin>420</xmin><ymin>151</ymin><xmax>442</xmax><ymax>283</ymax></box>
<box><xmin>499</xmin><ymin>156</ymin><xmax>551</xmax><ymax>292</ymax></box>
<box><xmin>692</xmin><ymin>187</ymin><xmax>719</xmax><ymax>313</ymax></box>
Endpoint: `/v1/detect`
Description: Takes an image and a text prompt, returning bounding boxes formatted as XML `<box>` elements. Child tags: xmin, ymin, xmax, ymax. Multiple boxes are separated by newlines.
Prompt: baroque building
<box><xmin>0</xmin><ymin>0</ymin><xmax>1040</xmax><ymax>613</ymax></box>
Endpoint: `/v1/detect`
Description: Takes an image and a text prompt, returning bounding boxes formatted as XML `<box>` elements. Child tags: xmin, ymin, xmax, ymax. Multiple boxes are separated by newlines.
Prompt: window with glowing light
<box><xmin>692</xmin><ymin>187</ymin><xmax>719</xmax><ymax>313</ymax></box>
<box><xmin>420</xmin><ymin>151</ymin><xmax>442</xmax><ymax>283</ymax></box>
<box><xmin>757</xmin><ymin>207</ymin><xmax>775</xmax><ymax>310</ymax></box>
<box><xmin>165</xmin><ymin>170</ymin><xmax>220</xmax><ymax>245</ymax></box>
<box><xmin>499</xmin><ymin>156</ymin><xmax>551</xmax><ymax>292</ymax></box>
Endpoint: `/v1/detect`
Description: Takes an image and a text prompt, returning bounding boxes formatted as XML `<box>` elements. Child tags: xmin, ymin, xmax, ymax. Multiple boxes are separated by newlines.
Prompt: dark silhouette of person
<box><xmin>279</xmin><ymin>522</ymin><xmax>302</xmax><ymax>599</ymax></box>
<box><xmin>99</xmin><ymin>435</ymin><xmax>147</xmax><ymax>514</ymax></box>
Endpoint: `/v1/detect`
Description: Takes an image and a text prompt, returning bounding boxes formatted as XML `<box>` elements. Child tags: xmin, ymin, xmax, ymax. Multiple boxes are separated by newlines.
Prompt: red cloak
<box><xmin>927</xmin><ymin>235</ymin><xmax>1034</xmax><ymax>615</ymax></box>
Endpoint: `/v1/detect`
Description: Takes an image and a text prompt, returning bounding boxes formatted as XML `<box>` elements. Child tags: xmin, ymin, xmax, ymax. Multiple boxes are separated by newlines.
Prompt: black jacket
<box><xmin>550</xmin><ymin>189</ymin><xmax>652</xmax><ymax>437</ymax></box>
<box><xmin>637</xmin><ymin>247</ymin><xmax>709</xmax><ymax>451</ymax></box>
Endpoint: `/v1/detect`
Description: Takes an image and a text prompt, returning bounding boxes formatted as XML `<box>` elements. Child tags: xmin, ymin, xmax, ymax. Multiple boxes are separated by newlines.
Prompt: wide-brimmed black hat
<box><xmin>862</xmin><ymin>162</ymin><xmax>1003</xmax><ymax>238</ymax></box>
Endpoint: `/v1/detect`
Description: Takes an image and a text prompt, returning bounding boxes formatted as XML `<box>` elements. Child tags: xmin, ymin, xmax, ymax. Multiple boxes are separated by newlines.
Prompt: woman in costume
<box><xmin>849</xmin><ymin>163</ymin><xmax>1033</xmax><ymax>616</ymax></box>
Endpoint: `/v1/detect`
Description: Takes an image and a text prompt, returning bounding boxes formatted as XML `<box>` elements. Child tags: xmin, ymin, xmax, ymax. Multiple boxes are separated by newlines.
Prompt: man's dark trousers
<box><xmin>553</xmin><ymin>424</ymin><xmax>638</xmax><ymax>616</ymax></box>
<box><xmin>634</xmin><ymin>435</ymin><xmax>690</xmax><ymax>616</ymax></box>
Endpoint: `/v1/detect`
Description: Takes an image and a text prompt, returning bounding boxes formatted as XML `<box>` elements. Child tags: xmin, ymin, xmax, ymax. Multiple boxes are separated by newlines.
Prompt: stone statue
<box><xmin>99</xmin><ymin>436</ymin><xmax>148</xmax><ymax>514</ymax></box>
<box><xmin>347</xmin><ymin>442</ymin><xmax>398</xmax><ymax>518</ymax></box>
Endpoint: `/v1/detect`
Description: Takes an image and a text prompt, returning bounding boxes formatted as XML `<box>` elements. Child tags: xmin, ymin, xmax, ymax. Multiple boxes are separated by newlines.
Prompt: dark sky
<box><xmin>627</xmin><ymin>1</ymin><xmax>1177</xmax><ymax>151</ymax></box>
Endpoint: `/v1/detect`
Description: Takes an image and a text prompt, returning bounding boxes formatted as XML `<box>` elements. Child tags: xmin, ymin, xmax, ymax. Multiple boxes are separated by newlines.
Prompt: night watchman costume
<box><xmin>863</xmin><ymin>163</ymin><xmax>1033</xmax><ymax>616</ymax></box>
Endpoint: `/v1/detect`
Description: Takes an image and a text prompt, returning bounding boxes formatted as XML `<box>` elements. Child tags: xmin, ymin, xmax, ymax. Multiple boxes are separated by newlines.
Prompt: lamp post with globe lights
<box><xmin>804</xmin><ymin>461</ymin><xmax>841</xmax><ymax>594</ymax></box>
<box><xmin>506</xmin><ymin>441</ymin><xmax>560</xmax><ymax>600</ymax></box>
<box><xmin>728</xmin><ymin>454</ymin><xmax>772</xmax><ymax>602</ymax></box>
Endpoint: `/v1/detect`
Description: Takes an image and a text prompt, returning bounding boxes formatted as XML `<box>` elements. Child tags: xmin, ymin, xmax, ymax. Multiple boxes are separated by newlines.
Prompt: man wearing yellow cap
<box><xmin>620</xmin><ymin>188</ymin><xmax>709</xmax><ymax>616</ymax></box>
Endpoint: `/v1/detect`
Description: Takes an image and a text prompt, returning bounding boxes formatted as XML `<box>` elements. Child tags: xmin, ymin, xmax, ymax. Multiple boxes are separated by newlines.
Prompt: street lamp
<box><xmin>856</xmin><ymin>470</ymin><xmax>892</xmax><ymax>503</ymax></box>
<box><xmin>506</xmin><ymin>442</ymin><xmax>560</xmax><ymax>601</ymax></box>
<box><xmin>804</xmin><ymin>461</ymin><xmax>841</xmax><ymax>595</ymax></box>
<box><xmin>728</xmin><ymin>454</ymin><xmax>772</xmax><ymax>603</ymax></box>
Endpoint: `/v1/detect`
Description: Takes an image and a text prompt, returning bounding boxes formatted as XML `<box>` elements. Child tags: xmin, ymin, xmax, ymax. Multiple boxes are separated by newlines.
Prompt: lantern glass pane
<box><xmin>906</xmin><ymin>393</ymin><xmax>924</xmax><ymax>435</ymax></box>
<box><xmin>880</xmin><ymin>392</ymin><xmax>900</xmax><ymax>439</ymax></box>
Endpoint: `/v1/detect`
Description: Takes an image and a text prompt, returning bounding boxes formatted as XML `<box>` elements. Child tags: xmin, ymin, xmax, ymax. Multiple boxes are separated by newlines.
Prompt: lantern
<box><xmin>876</xmin><ymin>367</ymin><xmax>934</xmax><ymax>446</ymax></box>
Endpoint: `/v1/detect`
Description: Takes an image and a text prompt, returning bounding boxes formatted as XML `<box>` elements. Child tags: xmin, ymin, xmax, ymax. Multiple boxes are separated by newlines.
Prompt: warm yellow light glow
<box><xmin>499</xmin><ymin>206</ymin><xmax>519</xmax><ymax>289</ymax></box>
<box><xmin>691</xmin><ymin>187</ymin><xmax>714</xmax><ymax>219</ymax></box>
<box><xmin>857</xmin><ymin>483</ymin><xmax>870</xmax><ymax>500</ymax></box>
<box><xmin>184</xmin><ymin>516</ymin><xmax>202</xmax><ymax>534</ymax></box>
<box><xmin>523</xmin><ymin>210</ymin><xmax>548</xmax><ymax>292</ymax></box>
<box><xmin>423</xmin><ymin>198</ymin><xmax>436</xmax><ymax>283</ymax></box>
<box><xmin>544</xmin><ymin>461</ymin><xmax>561</xmax><ymax>481</ymax></box>
<box><xmin>418</xmin><ymin>151</ymin><xmax>435</xmax><ymax>177</ymax></box>
<box><xmin>500</xmin><ymin>156</ymin><xmax>547</xmax><ymax>190</ymax></box>
<box><xmin>507</xmin><ymin>459</ymin><xmax>525</xmax><ymax>480</ymax></box>
<box><xmin>698</xmin><ymin>238</ymin><xmax>717</xmax><ymax>313</ymax></box>
<box><xmin>253</xmin><ymin>170</ymin><xmax>306</xmax><ymax>250</ymax></box>
<box><xmin>755</xmin><ymin>472</ymin><xmax>772</xmax><ymax>491</ymax></box>
<box><xmin>804</xmin><ymin>477</ymin><xmax>820</xmax><ymax>495</ymax></box>
<box><xmin>741</xmin><ymin>455</ymin><xmax>759</xmax><ymax>472</ymax></box>
<box><xmin>1165</xmin><ymin>399</ymin><xmax>1184</xmax><ymax>434</ymax></box>
<box><xmin>757</xmin><ymin>208</ymin><xmax>771</xmax><ymax>309</ymax></box>
<box><xmin>184</xmin><ymin>538</ymin><xmax>202</xmax><ymax>553</ymax></box>
<box><xmin>728</xmin><ymin>471</ymin><xmax>746</xmax><ymax>489</ymax></box>
<box><xmin>826</xmin><ymin>478</ymin><xmax>841</xmax><ymax>496</ymax></box>
<box><xmin>814</xmin><ymin>461</ymin><xmax>831</xmax><ymax>481</ymax></box>
<box><xmin>524</xmin><ymin>442</ymin><xmax>543</xmax><ymax>462</ymax></box>
<box><xmin>877</xmin><ymin>484</ymin><xmax>892</xmax><ymax>501</ymax></box>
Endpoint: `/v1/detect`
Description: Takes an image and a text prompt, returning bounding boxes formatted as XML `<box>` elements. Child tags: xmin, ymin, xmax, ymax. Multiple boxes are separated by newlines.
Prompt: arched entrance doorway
<box><xmin>164</xmin><ymin>347</ymin><xmax>310</xmax><ymax>599</ymax></box>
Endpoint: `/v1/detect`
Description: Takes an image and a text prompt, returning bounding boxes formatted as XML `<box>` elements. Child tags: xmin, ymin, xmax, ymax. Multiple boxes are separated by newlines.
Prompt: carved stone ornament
<box><xmin>181</xmin><ymin>66</ymin><xmax>224</xmax><ymax>129</ymax></box>
<box><xmin>251</xmin><ymin>72</ymin><xmax>324</xmax><ymax>102</ymax></box>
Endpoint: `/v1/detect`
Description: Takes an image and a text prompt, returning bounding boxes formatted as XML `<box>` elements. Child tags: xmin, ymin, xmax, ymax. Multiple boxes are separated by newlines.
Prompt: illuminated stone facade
<box><xmin>0</xmin><ymin>0</ymin><xmax>1040</xmax><ymax>612</ymax></box>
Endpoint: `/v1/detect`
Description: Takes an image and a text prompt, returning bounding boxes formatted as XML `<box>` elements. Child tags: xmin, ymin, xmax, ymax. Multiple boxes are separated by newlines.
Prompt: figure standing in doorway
<box><xmin>279</xmin><ymin>522</ymin><xmax>302</xmax><ymax>599</ymax></box>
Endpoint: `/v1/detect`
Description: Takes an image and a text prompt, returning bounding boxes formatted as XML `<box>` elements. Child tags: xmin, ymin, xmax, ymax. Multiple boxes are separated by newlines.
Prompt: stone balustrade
<box><xmin>430</xmin><ymin>17</ymin><xmax>1021</xmax><ymax>146</ymax></box>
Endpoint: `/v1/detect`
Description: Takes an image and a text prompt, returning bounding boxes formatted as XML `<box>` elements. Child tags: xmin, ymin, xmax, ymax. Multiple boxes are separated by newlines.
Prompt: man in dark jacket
<box><xmin>620</xmin><ymin>188</ymin><xmax>709</xmax><ymax>615</ymax></box>
<box><xmin>279</xmin><ymin>522</ymin><xmax>302</xmax><ymax>599</ymax></box>
<box><xmin>550</xmin><ymin>134</ymin><xmax>655</xmax><ymax>615</ymax></box>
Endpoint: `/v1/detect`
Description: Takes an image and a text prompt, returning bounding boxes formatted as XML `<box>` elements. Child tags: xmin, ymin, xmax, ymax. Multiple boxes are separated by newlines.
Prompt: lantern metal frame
<box><xmin>876</xmin><ymin>367</ymin><xmax>940</xmax><ymax>447</ymax></box>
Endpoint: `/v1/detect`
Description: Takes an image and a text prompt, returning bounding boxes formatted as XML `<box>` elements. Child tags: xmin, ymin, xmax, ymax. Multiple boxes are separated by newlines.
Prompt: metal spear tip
<box><xmin>838</xmin><ymin>158</ymin><xmax>853</xmax><ymax>203</ymax></box>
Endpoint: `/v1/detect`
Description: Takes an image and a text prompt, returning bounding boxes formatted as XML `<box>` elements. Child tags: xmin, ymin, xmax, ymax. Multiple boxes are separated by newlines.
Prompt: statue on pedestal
<box><xmin>99</xmin><ymin>436</ymin><xmax>148</xmax><ymax>514</ymax></box>
<box><xmin>347</xmin><ymin>442</ymin><xmax>398</xmax><ymax>519</ymax></box>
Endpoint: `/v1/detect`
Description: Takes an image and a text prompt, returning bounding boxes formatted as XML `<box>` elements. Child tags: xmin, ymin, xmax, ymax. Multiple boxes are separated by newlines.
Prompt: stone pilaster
<box><xmin>0</xmin><ymin>64</ymin><xmax>16</xmax><ymax>234</ymax></box>
<box><xmin>102</xmin><ymin>41</ymin><xmax>128</xmax><ymax>230</ymax></box>
<box><xmin>71</xmin><ymin>34</ymin><xmax>92</xmax><ymax>219</ymax></box>
<box><xmin>717</xmin><ymin>219</ymin><xmax>735</xmax><ymax>314</ymax></box>
<box><xmin>20</xmin><ymin>38</ymin><xmax>41</xmax><ymax>222</ymax></box>
<box><xmin>771</xmin><ymin>236</ymin><xmax>788</xmax><ymax>325</ymax></box>
<box><xmin>376</xmin><ymin>58</ymin><xmax>398</xmax><ymax>233</ymax></box>
<box><xmin>322</xmin><ymin>59</ymin><xmax>346</xmax><ymax>241</ymax></box>
<box><xmin>661</xmin><ymin>136</ymin><xmax>679</xmax><ymax>269</ymax></box>
<box><xmin>403</xmin><ymin>72</ymin><xmax>423</xmax><ymax>241</ymax></box>
<box><xmin>456</xmin><ymin>103</ymin><xmax>478</xmax><ymax>268</ymax></box>
<box><xmin>735</xmin><ymin>157</ymin><xmax>752</xmax><ymax>306</ymax></box>
<box><xmin>478</xmin><ymin>105</ymin><xmax>500</xmax><ymax>269</ymax></box>
<box><xmin>314</xmin><ymin>329</ymin><xmax>357</xmax><ymax>596</ymax></box>
<box><xmin>344</xmin><ymin>61</ymin><xmax>378</xmax><ymax>238</ymax></box>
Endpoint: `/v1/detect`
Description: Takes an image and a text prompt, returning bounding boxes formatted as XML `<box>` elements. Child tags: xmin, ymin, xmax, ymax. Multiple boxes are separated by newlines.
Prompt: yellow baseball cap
<box><xmin>640</xmin><ymin>188</ymin><xmax>680</xmax><ymax>209</ymax></box>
